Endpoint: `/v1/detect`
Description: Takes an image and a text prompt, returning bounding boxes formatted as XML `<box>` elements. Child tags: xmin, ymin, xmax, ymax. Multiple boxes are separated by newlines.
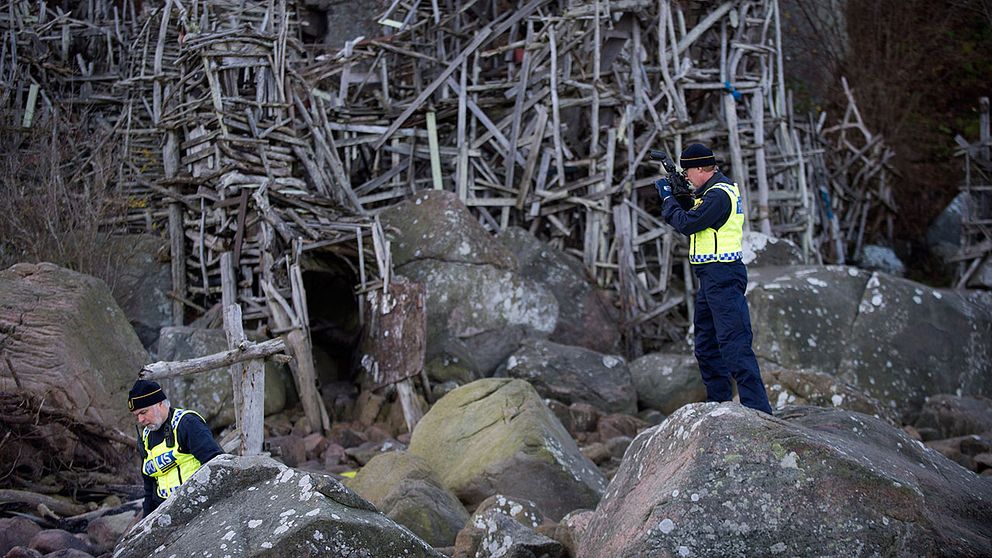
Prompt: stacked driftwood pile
<box><xmin>0</xmin><ymin>0</ymin><xmax>898</xmax><ymax>355</ymax></box>
<box><xmin>298</xmin><ymin>0</ymin><xmax>898</xmax><ymax>348</ymax></box>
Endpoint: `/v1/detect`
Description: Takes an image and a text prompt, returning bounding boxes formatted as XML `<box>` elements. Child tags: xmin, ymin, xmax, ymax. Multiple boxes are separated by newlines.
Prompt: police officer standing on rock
<box><xmin>128</xmin><ymin>379</ymin><xmax>224</xmax><ymax>517</ymax></box>
<box><xmin>656</xmin><ymin>143</ymin><xmax>774</xmax><ymax>415</ymax></box>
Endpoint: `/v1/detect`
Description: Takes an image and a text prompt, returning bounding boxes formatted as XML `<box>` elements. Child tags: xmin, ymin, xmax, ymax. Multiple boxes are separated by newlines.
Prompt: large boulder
<box><xmin>580</xmin><ymin>403</ymin><xmax>992</xmax><ymax>557</ymax></box>
<box><xmin>408</xmin><ymin>379</ymin><xmax>607</xmax><ymax>520</ymax></box>
<box><xmin>747</xmin><ymin>266</ymin><xmax>868</xmax><ymax>374</ymax></box>
<box><xmin>499</xmin><ymin>227</ymin><xmax>620</xmax><ymax>353</ymax></box>
<box><xmin>497</xmin><ymin>339</ymin><xmax>636</xmax><ymax>415</ymax></box>
<box><xmin>113</xmin><ymin>454</ymin><xmax>443</xmax><ymax>558</ymax></box>
<box><xmin>747</xmin><ymin>266</ymin><xmax>992</xmax><ymax>415</ymax></box>
<box><xmin>381</xmin><ymin>190</ymin><xmax>517</xmax><ymax>270</ymax></box>
<box><xmin>837</xmin><ymin>272</ymin><xmax>992</xmax><ymax>412</ymax></box>
<box><xmin>347</xmin><ymin>451</ymin><xmax>468</xmax><ymax>547</ymax></box>
<box><xmin>627</xmin><ymin>353</ymin><xmax>705</xmax><ymax>414</ymax></box>
<box><xmin>400</xmin><ymin>260</ymin><xmax>558</xmax><ymax>376</ymax></box>
<box><xmin>381</xmin><ymin>192</ymin><xmax>558</xmax><ymax>376</ymax></box>
<box><xmin>109</xmin><ymin>235</ymin><xmax>172</xmax><ymax>350</ymax></box>
<box><xmin>0</xmin><ymin>263</ymin><xmax>146</xmax><ymax>425</ymax></box>
<box><xmin>741</xmin><ymin>231</ymin><xmax>804</xmax><ymax>267</ymax></box>
<box><xmin>157</xmin><ymin>327</ymin><xmax>291</xmax><ymax>429</ymax></box>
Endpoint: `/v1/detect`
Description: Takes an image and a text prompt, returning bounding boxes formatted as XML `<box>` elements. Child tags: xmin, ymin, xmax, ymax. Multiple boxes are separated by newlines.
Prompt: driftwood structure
<box><xmin>954</xmin><ymin>96</ymin><xmax>992</xmax><ymax>288</ymax></box>
<box><xmin>140</xmin><ymin>294</ymin><xmax>289</xmax><ymax>454</ymax></box>
<box><xmin>1</xmin><ymin>1</ymin><xmax>899</xmax><ymax>367</ymax></box>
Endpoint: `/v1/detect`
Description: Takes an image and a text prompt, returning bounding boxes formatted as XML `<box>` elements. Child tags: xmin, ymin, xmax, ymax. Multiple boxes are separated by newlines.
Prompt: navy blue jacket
<box><xmin>661</xmin><ymin>171</ymin><xmax>734</xmax><ymax>237</ymax></box>
<box><xmin>139</xmin><ymin>407</ymin><xmax>222</xmax><ymax>515</ymax></box>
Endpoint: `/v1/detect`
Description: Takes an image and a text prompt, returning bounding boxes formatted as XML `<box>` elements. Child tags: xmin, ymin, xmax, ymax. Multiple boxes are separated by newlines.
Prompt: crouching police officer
<box><xmin>656</xmin><ymin>143</ymin><xmax>774</xmax><ymax>414</ymax></box>
<box><xmin>128</xmin><ymin>379</ymin><xmax>223</xmax><ymax>516</ymax></box>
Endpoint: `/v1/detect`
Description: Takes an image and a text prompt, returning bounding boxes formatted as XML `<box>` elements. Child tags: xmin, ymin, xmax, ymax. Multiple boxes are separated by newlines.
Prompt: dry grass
<box><xmin>0</xmin><ymin>107</ymin><xmax>137</xmax><ymax>295</ymax></box>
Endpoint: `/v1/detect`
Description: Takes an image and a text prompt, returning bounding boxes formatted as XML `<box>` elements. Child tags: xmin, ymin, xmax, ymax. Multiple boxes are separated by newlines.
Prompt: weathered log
<box><xmin>139</xmin><ymin>338</ymin><xmax>287</xmax><ymax>380</ymax></box>
<box><xmin>0</xmin><ymin>489</ymin><xmax>89</xmax><ymax>517</ymax></box>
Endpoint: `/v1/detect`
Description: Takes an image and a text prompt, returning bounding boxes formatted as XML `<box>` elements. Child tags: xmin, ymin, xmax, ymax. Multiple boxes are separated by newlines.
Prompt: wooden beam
<box><xmin>140</xmin><ymin>338</ymin><xmax>288</xmax><ymax>380</ymax></box>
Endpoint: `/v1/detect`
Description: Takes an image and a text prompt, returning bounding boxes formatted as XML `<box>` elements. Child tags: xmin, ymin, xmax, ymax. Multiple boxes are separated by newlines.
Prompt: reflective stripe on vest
<box><xmin>142</xmin><ymin>408</ymin><xmax>205</xmax><ymax>500</ymax></box>
<box><xmin>689</xmin><ymin>182</ymin><xmax>745</xmax><ymax>265</ymax></box>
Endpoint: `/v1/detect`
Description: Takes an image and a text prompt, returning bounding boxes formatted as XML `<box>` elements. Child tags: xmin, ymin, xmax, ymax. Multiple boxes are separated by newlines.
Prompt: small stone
<box><xmin>0</xmin><ymin>517</ymin><xmax>42</xmax><ymax>555</ymax></box>
<box><xmin>28</xmin><ymin>530</ymin><xmax>92</xmax><ymax>555</ymax></box>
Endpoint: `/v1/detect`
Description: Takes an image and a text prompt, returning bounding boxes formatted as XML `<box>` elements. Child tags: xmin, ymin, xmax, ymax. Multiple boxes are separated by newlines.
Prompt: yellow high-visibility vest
<box><xmin>141</xmin><ymin>408</ymin><xmax>206</xmax><ymax>500</ymax></box>
<box><xmin>689</xmin><ymin>182</ymin><xmax>745</xmax><ymax>264</ymax></box>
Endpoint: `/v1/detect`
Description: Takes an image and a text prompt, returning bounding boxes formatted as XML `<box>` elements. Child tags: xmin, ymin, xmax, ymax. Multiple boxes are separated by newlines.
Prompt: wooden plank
<box><xmin>753</xmin><ymin>92</ymin><xmax>771</xmax><ymax>235</ymax></box>
<box><xmin>613</xmin><ymin>204</ymin><xmax>639</xmax><ymax>357</ymax></box>
<box><xmin>220</xmin><ymin>252</ymin><xmax>245</xmax><ymax>439</ymax></box>
<box><xmin>456</xmin><ymin>59</ymin><xmax>469</xmax><ymax>200</ymax></box>
<box><xmin>548</xmin><ymin>25</ymin><xmax>566</xmax><ymax>188</ymax></box>
<box><xmin>21</xmin><ymin>83</ymin><xmax>39</xmax><ymax>128</ymax></box>
<box><xmin>426</xmin><ymin>111</ymin><xmax>443</xmax><ymax>190</ymax></box>
<box><xmin>168</xmin><ymin>202</ymin><xmax>185</xmax><ymax>326</ymax></box>
<box><xmin>360</xmin><ymin>277</ymin><xmax>426</xmax><ymax>390</ymax></box>
<box><xmin>395</xmin><ymin>379</ymin><xmax>424</xmax><ymax>434</ymax></box>
<box><xmin>516</xmin><ymin>105</ymin><xmax>548</xmax><ymax>209</ymax></box>
<box><xmin>504</xmin><ymin>21</ymin><xmax>533</xmax><ymax>194</ymax></box>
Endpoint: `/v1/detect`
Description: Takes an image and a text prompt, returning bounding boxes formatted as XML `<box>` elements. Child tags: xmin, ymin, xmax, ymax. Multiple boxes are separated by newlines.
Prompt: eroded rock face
<box><xmin>408</xmin><ymin>379</ymin><xmax>607</xmax><ymax>520</ymax></box>
<box><xmin>747</xmin><ymin>266</ymin><xmax>869</xmax><ymax>373</ymax></box>
<box><xmin>498</xmin><ymin>339</ymin><xmax>636</xmax><ymax>415</ymax></box>
<box><xmin>499</xmin><ymin>227</ymin><xmax>620</xmax><ymax>353</ymax></box>
<box><xmin>0</xmin><ymin>263</ymin><xmax>146</xmax><ymax>425</ymax></box>
<box><xmin>347</xmin><ymin>451</ymin><xmax>468</xmax><ymax>547</ymax></box>
<box><xmin>580</xmin><ymin>403</ymin><xmax>992</xmax><ymax>558</ymax></box>
<box><xmin>747</xmin><ymin>266</ymin><xmax>992</xmax><ymax>415</ymax></box>
<box><xmin>837</xmin><ymin>272</ymin><xmax>992</xmax><ymax>413</ymax></box>
<box><xmin>114</xmin><ymin>454</ymin><xmax>442</xmax><ymax>558</ymax></box>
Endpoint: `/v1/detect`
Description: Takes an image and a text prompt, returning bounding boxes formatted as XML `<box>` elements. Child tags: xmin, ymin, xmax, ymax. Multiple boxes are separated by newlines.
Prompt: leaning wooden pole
<box><xmin>262</xmin><ymin>280</ymin><xmax>329</xmax><ymax>435</ymax></box>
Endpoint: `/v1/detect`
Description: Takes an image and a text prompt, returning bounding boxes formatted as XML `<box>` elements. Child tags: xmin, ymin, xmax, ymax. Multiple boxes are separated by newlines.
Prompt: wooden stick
<box><xmin>0</xmin><ymin>489</ymin><xmax>88</xmax><ymax>517</ymax></box>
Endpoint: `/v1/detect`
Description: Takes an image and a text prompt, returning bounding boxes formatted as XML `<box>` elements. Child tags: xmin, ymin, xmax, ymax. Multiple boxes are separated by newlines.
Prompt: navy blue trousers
<box><xmin>692</xmin><ymin>261</ymin><xmax>773</xmax><ymax>414</ymax></box>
